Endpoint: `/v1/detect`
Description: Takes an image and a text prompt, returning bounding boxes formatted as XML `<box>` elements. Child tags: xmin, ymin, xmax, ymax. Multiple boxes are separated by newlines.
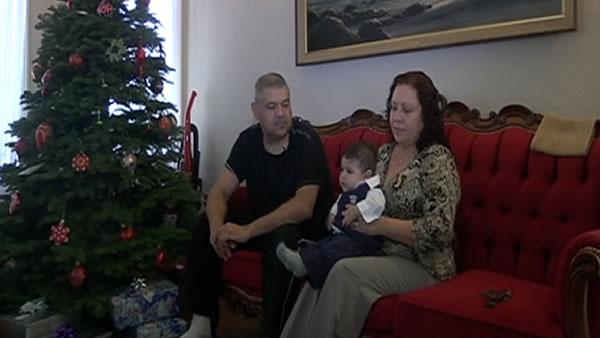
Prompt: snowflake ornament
<box><xmin>106</xmin><ymin>38</ymin><xmax>126</xmax><ymax>63</ymax></box>
<box><xmin>71</xmin><ymin>152</ymin><xmax>91</xmax><ymax>172</ymax></box>
<box><xmin>130</xmin><ymin>277</ymin><xmax>147</xmax><ymax>290</ymax></box>
<box><xmin>97</xmin><ymin>0</ymin><xmax>115</xmax><ymax>16</ymax></box>
<box><xmin>49</xmin><ymin>220</ymin><xmax>70</xmax><ymax>246</ymax></box>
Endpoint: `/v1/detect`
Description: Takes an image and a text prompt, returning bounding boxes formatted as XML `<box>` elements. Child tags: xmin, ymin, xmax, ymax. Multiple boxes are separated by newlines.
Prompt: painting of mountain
<box><xmin>305</xmin><ymin>0</ymin><xmax>565</xmax><ymax>51</ymax></box>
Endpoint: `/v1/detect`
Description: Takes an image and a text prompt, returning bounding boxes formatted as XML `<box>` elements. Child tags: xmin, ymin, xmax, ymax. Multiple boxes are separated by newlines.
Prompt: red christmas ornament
<box><xmin>135</xmin><ymin>39</ymin><xmax>145</xmax><ymax>77</ymax></box>
<box><xmin>41</xmin><ymin>69</ymin><xmax>52</xmax><ymax>85</ymax></box>
<box><xmin>71</xmin><ymin>152</ymin><xmax>91</xmax><ymax>172</ymax></box>
<box><xmin>35</xmin><ymin>122</ymin><xmax>53</xmax><ymax>150</ymax></box>
<box><xmin>155</xmin><ymin>248</ymin><xmax>168</xmax><ymax>266</ymax></box>
<box><xmin>9</xmin><ymin>192</ymin><xmax>21</xmax><ymax>215</ymax></box>
<box><xmin>120</xmin><ymin>225</ymin><xmax>136</xmax><ymax>241</ymax></box>
<box><xmin>68</xmin><ymin>52</ymin><xmax>85</xmax><ymax>69</ymax></box>
<box><xmin>69</xmin><ymin>263</ymin><xmax>87</xmax><ymax>287</ymax></box>
<box><xmin>14</xmin><ymin>139</ymin><xmax>28</xmax><ymax>156</ymax></box>
<box><xmin>41</xmin><ymin>69</ymin><xmax>53</xmax><ymax>96</ymax></box>
<box><xmin>158</xmin><ymin>115</ymin><xmax>177</xmax><ymax>134</ymax></box>
<box><xmin>97</xmin><ymin>0</ymin><xmax>115</xmax><ymax>16</ymax></box>
<box><xmin>49</xmin><ymin>219</ymin><xmax>71</xmax><ymax>246</ymax></box>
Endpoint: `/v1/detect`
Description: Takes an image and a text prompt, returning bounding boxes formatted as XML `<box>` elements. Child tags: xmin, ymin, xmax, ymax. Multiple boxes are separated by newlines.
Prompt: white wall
<box><xmin>183</xmin><ymin>1</ymin><xmax>600</xmax><ymax>188</ymax></box>
<box><xmin>29</xmin><ymin>1</ymin><xmax>600</xmax><ymax>188</ymax></box>
<box><xmin>27</xmin><ymin>0</ymin><xmax>52</xmax><ymax>89</ymax></box>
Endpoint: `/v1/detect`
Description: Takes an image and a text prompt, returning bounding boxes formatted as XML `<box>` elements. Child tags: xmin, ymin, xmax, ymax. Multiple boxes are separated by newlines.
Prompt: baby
<box><xmin>277</xmin><ymin>141</ymin><xmax>385</xmax><ymax>287</ymax></box>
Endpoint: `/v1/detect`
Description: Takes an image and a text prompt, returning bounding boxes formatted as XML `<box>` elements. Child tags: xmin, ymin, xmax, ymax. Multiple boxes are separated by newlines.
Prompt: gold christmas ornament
<box><xmin>121</xmin><ymin>153</ymin><xmax>137</xmax><ymax>170</ymax></box>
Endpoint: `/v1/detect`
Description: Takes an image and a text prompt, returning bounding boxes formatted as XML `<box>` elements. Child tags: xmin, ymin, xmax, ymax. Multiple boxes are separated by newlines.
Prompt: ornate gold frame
<box><xmin>296</xmin><ymin>0</ymin><xmax>576</xmax><ymax>65</ymax></box>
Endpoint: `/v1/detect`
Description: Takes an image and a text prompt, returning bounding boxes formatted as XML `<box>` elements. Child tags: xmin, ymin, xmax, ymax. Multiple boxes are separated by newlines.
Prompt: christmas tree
<box><xmin>0</xmin><ymin>0</ymin><xmax>199</xmax><ymax>323</ymax></box>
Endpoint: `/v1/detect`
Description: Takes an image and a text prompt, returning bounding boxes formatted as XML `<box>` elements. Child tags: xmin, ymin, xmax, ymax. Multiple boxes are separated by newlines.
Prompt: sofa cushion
<box><xmin>362</xmin><ymin>295</ymin><xmax>397</xmax><ymax>335</ymax></box>
<box><xmin>393</xmin><ymin>270</ymin><xmax>564</xmax><ymax>338</ymax></box>
<box><xmin>446</xmin><ymin>124</ymin><xmax>600</xmax><ymax>286</ymax></box>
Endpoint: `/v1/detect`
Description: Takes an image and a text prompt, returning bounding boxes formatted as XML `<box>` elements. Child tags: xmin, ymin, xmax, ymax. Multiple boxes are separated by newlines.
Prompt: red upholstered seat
<box><xmin>394</xmin><ymin>270</ymin><xmax>563</xmax><ymax>338</ymax></box>
<box><xmin>220</xmin><ymin>104</ymin><xmax>600</xmax><ymax>338</ymax></box>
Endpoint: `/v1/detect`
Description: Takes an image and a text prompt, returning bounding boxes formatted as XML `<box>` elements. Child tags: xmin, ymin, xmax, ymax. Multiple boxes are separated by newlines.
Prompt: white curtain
<box><xmin>0</xmin><ymin>1</ymin><xmax>28</xmax><ymax>164</ymax></box>
<box><xmin>150</xmin><ymin>0</ymin><xmax>182</xmax><ymax>121</ymax></box>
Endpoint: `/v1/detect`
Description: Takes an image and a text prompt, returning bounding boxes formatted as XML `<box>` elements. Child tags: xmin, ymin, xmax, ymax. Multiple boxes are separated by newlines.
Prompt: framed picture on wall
<box><xmin>296</xmin><ymin>0</ymin><xmax>576</xmax><ymax>65</ymax></box>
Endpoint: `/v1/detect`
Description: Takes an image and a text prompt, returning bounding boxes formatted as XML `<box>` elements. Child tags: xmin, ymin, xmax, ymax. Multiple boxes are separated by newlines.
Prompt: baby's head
<box><xmin>339</xmin><ymin>142</ymin><xmax>377</xmax><ymax>192</ymax></box>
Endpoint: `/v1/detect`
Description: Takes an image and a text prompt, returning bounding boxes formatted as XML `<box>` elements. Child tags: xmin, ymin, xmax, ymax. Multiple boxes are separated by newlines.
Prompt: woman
<box><xmin>281</xmin><ymin>71</ymin><xmax>461</xmax><ymax>338</ymax></box>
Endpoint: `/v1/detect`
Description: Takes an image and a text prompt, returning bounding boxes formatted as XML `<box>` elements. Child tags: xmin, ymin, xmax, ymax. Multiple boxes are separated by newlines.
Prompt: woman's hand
<box><xmin>353</xmin><ymin>216</ymin><xmax>416</xmax><ymax>245</ymax></box>
<box><xmin>350</xmin><ymin>217</ymin><xmax>381</xmax><ymax>236</ymax></box>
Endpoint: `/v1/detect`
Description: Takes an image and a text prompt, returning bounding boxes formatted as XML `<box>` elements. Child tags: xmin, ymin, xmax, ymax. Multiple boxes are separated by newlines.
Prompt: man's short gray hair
<box><xmin>254</xmin><ymin>72</ymin><xmax>288</xmax><ymax>102</ymax></box>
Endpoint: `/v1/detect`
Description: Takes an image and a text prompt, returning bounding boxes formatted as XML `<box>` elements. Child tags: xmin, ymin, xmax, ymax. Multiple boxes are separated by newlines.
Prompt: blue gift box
<box><xmin>110</xmin><ymin>280</ymin><xmax>179</xmax><ymax>330</ymax></box>
<box><xmin>133</xmin><ymin>317</ymin><xmax>187</xmax><ymax>338</ymax></box>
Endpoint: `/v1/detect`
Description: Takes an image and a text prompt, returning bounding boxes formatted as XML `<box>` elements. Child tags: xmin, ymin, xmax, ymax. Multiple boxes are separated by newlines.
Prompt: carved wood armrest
<box><xmin>566</xmin><ymin>246</ymin><xmax>600</xmax><ymax>338</ymax></box>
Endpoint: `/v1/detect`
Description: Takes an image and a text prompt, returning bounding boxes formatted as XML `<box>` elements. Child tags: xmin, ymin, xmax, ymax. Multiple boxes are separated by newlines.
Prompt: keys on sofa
<box><xmin>481</xmin><ymin>289</ymin><xmax>513</xmax><ymax>309</ymax></box>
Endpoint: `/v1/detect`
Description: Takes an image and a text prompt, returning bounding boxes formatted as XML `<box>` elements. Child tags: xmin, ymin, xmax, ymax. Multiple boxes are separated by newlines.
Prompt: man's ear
<box><xmin>365</xmin><ymin>169</ymin><xmax>374</xmax><ymax>178</ymax></box>
<box><xmin>251</xmin><ymin>102</ymin><xmax>258</xmax><ymax>120</ymax></box>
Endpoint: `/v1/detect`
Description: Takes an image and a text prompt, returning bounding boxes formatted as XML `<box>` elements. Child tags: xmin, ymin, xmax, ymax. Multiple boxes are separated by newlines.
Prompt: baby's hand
<box><xmin>342</xmin><ymin>204</ymin><xmax>361</xmax><ymax>226</ymax></box>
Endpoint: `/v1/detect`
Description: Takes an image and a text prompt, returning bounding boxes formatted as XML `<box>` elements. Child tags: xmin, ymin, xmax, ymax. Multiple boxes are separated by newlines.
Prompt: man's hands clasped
<box><xmin>210</xmin><ymin>222</ymin><xmax>253</xmax><ymax>260</ymax></box>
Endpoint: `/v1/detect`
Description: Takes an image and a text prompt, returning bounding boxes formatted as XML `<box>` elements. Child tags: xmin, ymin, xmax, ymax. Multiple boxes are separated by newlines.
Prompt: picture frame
<box><xmin>296</xmin><ymin>0</ymin><xmax>576</xmax><ymax>65</ymax></box>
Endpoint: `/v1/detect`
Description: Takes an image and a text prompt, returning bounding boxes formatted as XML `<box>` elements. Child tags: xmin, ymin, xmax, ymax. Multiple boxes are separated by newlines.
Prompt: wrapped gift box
<box><xmin>133</xmin><ymin>317</ymin><xmax>187</xmax><ymax>338</ymax></box>
<box><xmin>110</xmin><ymin>280</ymin><xmax>179</xmax><ymax>330</ymax></box>
<box><xmin>0</xmin><ymin>312</ymin><xmax>67</xmax><ymax>338</ymax></box>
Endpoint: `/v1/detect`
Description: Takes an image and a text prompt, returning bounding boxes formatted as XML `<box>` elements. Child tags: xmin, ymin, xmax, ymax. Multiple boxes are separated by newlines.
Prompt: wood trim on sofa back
<box><xmin>314</xmin><ymin>102</ymin><xmax>599</xmax><ymax>137</ymax></box>
<box><xmin>312</xmin><ymin>109</ymin><xmax>389</xmax><ymax>135</ymax></box>
<box><xmin>445</xmin><ymin>101</ymin><xmax>600</xmax><ymax>136</ymax></box>
<box><xmin>445</xmin><ymin>101</ymin><xmax>543</xmax><ymax>132</ymax></box>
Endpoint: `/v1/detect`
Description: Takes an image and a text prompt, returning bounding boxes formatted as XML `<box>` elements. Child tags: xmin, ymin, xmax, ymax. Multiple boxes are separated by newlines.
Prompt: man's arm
<box><xmin>206</xmin><ymin>168</ymin><xmax>240</xmax><ymax>229</ymax></box>
<box><xmin>206</xmin><ymin>168</ymin><xmax>240</xmax><ymax>256</ymax></box>
<box><xmin>218</xmin><ymin>184</ymin><xmax>319</xmax><ymax>244</ymax></box>
<box><xmin>248</xmin><ymin>184</ymin><xmax>319</xmax><ymax>237</ymax></box>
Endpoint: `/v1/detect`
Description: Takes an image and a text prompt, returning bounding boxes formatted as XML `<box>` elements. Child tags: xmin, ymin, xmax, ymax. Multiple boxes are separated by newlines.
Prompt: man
<box><xmin>181</xmin><ymin>72</ymin><xmax>332</xmax><ymax>338</ymax></box>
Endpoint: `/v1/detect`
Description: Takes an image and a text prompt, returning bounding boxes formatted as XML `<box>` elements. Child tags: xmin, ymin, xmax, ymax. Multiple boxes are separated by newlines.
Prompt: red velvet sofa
<box><xmin>220</xmin><ymin>102</ymin><xmax>600</xmax><ymax>338</ymax></box>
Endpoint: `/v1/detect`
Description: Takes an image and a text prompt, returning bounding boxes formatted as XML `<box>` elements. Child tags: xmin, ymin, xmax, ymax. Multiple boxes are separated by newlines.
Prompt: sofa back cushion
<box><xmin>445</xmin><ymin>103</ymin><xmax>600</xmax><ymax>286</ymax></box>
<box><xmin>314</xmin><ymin>110</ymin><xmax>392</xmax><ymax>196</ymax></box>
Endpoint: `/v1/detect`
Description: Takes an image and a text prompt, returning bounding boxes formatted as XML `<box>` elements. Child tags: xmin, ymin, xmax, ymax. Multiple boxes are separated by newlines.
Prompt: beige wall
<box><xmin>29</xmin><ymin>1</ymin><xmax>600</xmax><ymax>188</ymax></box>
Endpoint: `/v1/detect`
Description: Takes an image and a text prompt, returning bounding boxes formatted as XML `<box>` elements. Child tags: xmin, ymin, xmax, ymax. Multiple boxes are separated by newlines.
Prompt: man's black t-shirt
<box><xmin>226</xmin><ymin>117</ymin><xmax>333</xmax><ymax>238</ymax></box>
